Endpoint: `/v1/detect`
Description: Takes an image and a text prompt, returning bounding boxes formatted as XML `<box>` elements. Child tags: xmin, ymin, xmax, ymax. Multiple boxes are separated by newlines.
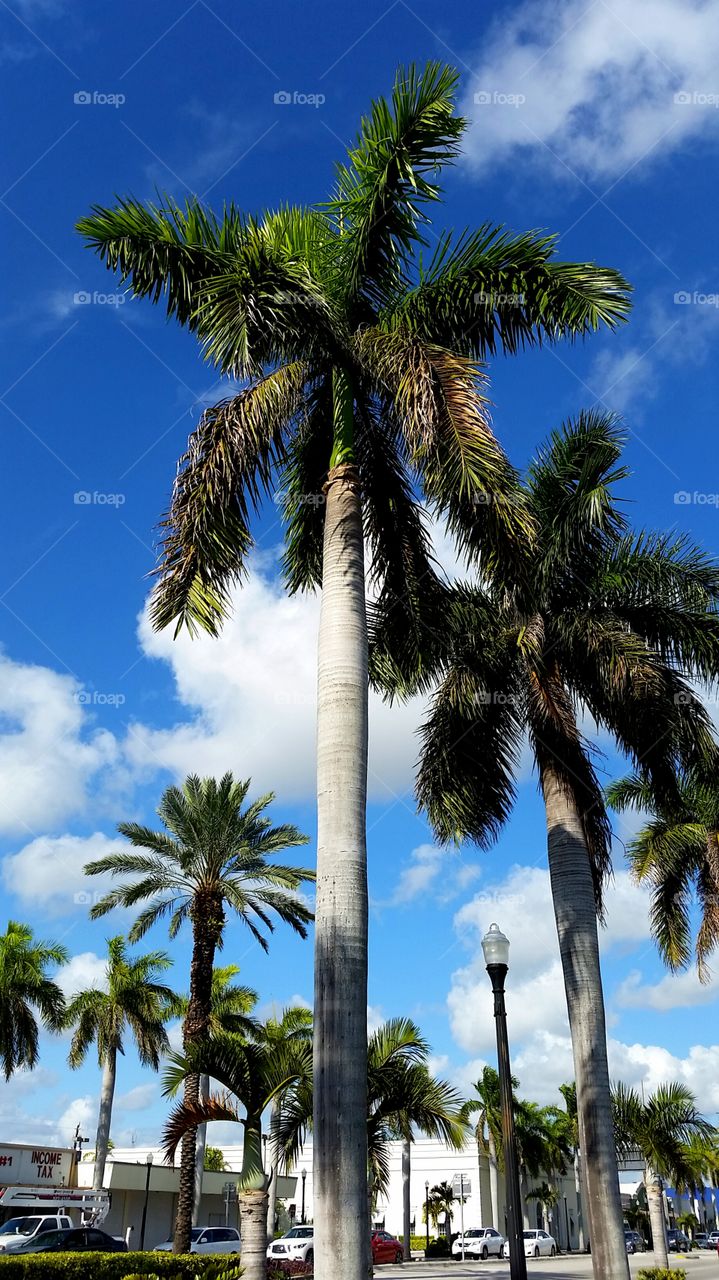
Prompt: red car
<box><xmin>371</xmin><ymin>1231</ymin><xmax>403</xmax><ymax>1264</ymax></box>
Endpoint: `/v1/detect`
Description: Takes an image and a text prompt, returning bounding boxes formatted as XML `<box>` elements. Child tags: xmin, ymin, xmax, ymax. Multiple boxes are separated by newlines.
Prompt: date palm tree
<box><xmin>162</xmin><ymin>1024</ymin><xmax>313</xmax><ymax>1280</ymax></box>
<box><xmin>84</xmin><ymin>772</ymin><xmax>311</xmax><ymax>1252</ymax></box>
<box><xmin>78</xmin><ymin>61</ymin><xmax>630</xmax><ymax>1278</ymax></box>
<box><xmin>175</xmin><ymin>964</ymin><xmax>259</xmax><ymax>1220</ymax></box>
<box><xmin>371</xmin><ymin>411</ymin><xmax>719</xmax><ymax>1279</ymax></box>
<box><xmin>461</xmin><ymin>1066</ymin><xmax>516</xmax><ymax>1231</ymax></box>
<box><xmin>64</xmin><ymin>935</ymin><xmax>177</xmax><ymax>1189</ymax></box>
<box><xmin>612</xmin><ymin>1081</ymin><xmax>714</xmax><ymax>1268</ymax></box>
<box><xmin>0</xmin><ymin>921</ymin><xmax>67</xmax><ymax>1080</ymax></box>
<box><xmin>607</xmin><ymin>766</ymin><xmax>719</xmax><ymax>979</ymax></box>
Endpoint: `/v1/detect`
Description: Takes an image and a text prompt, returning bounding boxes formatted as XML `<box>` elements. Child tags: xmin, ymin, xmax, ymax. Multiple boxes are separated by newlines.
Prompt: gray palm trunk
<box><xmin>266</xmin><ymin>1098</ymin><xmax>279</xmax><ymax>1243</ymax></box>
<box><xmin>402</xmin><ymin>1137</ymin><xmax>411</xmax><ymax>1260</ymax></box>
<box><xmin>645</xmin><ymin>1166</ymin><xmax>668</xmax><ymax>1268</ymax></box>
<box><xmin>487</xmin><ymin>1129</ymin><xmax>499</xmax><ymax>1231</ymax></box>
<box><xmin>542</xmin><ymin>762</ymin><xmax>629</xmax><ymax>1280</ymax></box>
<box><xmin>92</xmin><ymin>1047</ymin><xmax>117</xmax><ymax>1190</ymax></box>
<box><xmin>192</xmin><ymin>1073</ymin><xmax>209</xmax><ymax>1223</ymax></box>
<box><xmin>313</xmin><ymin>458</ymin><xmax>369</xmax><ymax>1280</ymax></box>
<box><xmin>239</xmin><ymin>1123</ymin><xmax>269</xmax><ymax>1280</ymax></box>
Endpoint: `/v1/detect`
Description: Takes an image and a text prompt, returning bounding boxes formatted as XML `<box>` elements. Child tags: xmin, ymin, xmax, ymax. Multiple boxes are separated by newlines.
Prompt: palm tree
<box><xmin>559</xmin><ymin>1082</ymin><xmax>587</xmax><ymax>1250</ymax></box>
<box><xmin>64</xmin><ymin>935</ymin><xmax>177</xmax><ymax>1189</ymax></box>
<box><xmin>78</xmin><ymin>61</ymin><xmax>630</xmax><ymax>1278</ymax></box>
<box><xmin>371</xmin><ymin>412</ymin><xmax>719</xmax><ymax>1279</ymax></box>
<box><xmin>526</xmin><ymin>1182</ymin><xmax>560</xmax><ymax>1237</ymax></box>
<box><xmin>427</xmin><ymin>1181</ymin><xmax>455</xmax><ymax>1239</ymax></box>
<box><xmin>262</xmin><ymin>1005</ymin><xmax>313</xmax><ymax>1245</ymax></box>
<box><xmin>175</xmin><ymin>964</ymin><xmax>259</xmax><ymax>1220</ymax></box>
<box><xmin>162</xmin><ymin>1026</ymin><xmax>313</xmax><ymax>1280</ymax></box>
<box><xmin>461</xmin><ymin>1066</ymin><xmax>516</xmax><ymax>1231</ymax></box>
<box><xmin>613</xmin><ymin>1081</ymin><xmax>714</xmax><ymax>1269</ymax></box>
<box><xmin>84</xmin><ymin>772</ymin><xmax>311</xmax><ymax>1251</ymax></box>
<box><xmin>0</xmin><ymin>921</ymin><xmax>67</xmax><ymax>1080</ymax></box>
<box><xmin>607</xmin><ymin>767</ymin><xmax>719</xmax><ymax>979</ymax></box>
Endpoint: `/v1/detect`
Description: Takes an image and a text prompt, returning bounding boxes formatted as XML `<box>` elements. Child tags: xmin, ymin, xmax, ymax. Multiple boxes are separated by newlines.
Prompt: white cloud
<box><xmin>378</xmin><ymin>843</ymin><xmax>482</xmax><ymax>907</ymax></box>
<box><xmin>367</xmin><ymin>1005</ymin><xmax>385</xmax><ymax>1035</ymax></box>
<box><xmin>462</xmin><ymin>0</ymin><xmax>719</xmax><ymax>181</ymax></box>
<box><xmin>116</xmin><ymin>1083</ymin><xmax>156</xmax><ymax>1112</ymax></box>
<box><xmin>55</xmin><ymin>951</ymin><xmax>108</xmax><ymax>1000</ymax></box>
<box><xmin>0</xmin><ymin>652</ymin><xmax>118</xmax><ymax>837</ymax></box>
<box><xmin>57</xmin><ymin>1096</ymin><xmax>96</xmax><ymax>1145</ymax></box>
<box><xmin>616</xmin><ymin>967</ymin><xmax>719</xmax><ymax>1011</ymax></box>
<box><xmin>1</xmin><ymin>832</ymin><xmax>129</xmax><ymax>917</ymax></box>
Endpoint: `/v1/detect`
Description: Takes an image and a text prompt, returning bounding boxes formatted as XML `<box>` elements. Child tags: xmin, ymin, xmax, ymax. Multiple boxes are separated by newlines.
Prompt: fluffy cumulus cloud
<box><xmin>55</xmin><ymin>950</ymin><xmax>108</xmax><ymax>999</ymax></box>
<box><xmin>378</xmin><ymin>843</ymin><xmax>482</xmax><ymax>907</ymax></box>
<box><xmin>462</xmin><ymin>0</ymin><xmax>719</xmax><ymax>180</ymax></box>
<box><xmin>616</xmin><ymin>967</ymin><xmax>719</xmax><ymax>1011</ymax></box>
<box><xmin>1</xmin><ymin>832</ymin><xmax>130</xmax><ymax>917</ymax></box>
<box><xmin>115</xmin><ymin>1083</ymin><xmax>157</xmax><ymax>1113</ymax></box>
<box><xmin>0</xmin><ymin>653</ymin><xmax>118</xmax><ymax>837</ymax></box>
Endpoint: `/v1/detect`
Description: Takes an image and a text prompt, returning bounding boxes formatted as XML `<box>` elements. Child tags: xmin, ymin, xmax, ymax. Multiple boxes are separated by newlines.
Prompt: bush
<box><xmin>425</xmin><ymin>1237</ymin><xmax>450</xmax><ymax>1258</ymax></box>
<box><xmin>638</xmin><ymin>1270</ymin><xmax>686</xmax><ymax>1280</ymax></box>
<box><xmin>409</xmin><ymin>1235</ymin><xmax>432</xmax><ymax>1251</ymax></box>
<box><xmin>0</xmin><ymin>1254</ymin><xmax>242</xmax><ymax>1280</ymax></box>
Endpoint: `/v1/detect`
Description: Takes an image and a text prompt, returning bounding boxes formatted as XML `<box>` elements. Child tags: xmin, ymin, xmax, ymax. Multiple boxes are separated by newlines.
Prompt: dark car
<box><xmin>8</xmin><ymin>1228</ymin><xmax>127</xmax><ymax>1254</ymax></box>
<box><xmin>666</xmin><ymin>1228</ymin><xmax>690</xmax><ymax>1252</ymax></box>
<box><xmin>624</xmin><ymin>1230</ymin><xmax>646</xmax><ymax>1254</ymax></box>
<box><xmin>370</xmin><ymin>1231</ymin><xmax>403</xmax><ymax>1264</ymax></box>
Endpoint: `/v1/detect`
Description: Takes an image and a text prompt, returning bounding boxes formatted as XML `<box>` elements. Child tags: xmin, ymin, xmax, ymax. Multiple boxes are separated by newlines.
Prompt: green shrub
<box><xmin>425</xmin><ymin>1237</ymin><xmax>450</xmax><ymax>1257</ymax></box>
<box><xmin>410</xmin><ymin>1235</ymin><xmax>432</xmax><ymax>1250</ymax></box>
<box><xmin>637</xmin><ymin>1270</ymin><xmax>686</xmax><ymax>1280</ymax></box>
<box><xmin>0</xmin><ymin>1254</ymin><xmax>242</xmax><ymax>1279</ymax></box>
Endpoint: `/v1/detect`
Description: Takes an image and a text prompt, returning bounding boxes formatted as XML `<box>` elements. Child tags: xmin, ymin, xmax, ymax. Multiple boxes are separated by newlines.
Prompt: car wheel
<box><xmin>395</xmin><ymin>1250</ymin><xmax>403</xmax><ymax>1263</ymax></box>
<box><xmin>306</xmin><ymin>1250</ymin><xmax>313</xmax><ymax>1264</ymax></box>
<box><xmin>534</xmin><ymin>1246</ymin><xmax>540</xmax><ymax>1257</ymax></box>
<box><xmin>481</xmin><ymin>1244</ymin><xmax>489</xmax><ymax>1260</ymax></box>
<box><xmin>550</xmin><ymin>1246</ymin><xmax>556</xmax><ymax>1256</ymax></box>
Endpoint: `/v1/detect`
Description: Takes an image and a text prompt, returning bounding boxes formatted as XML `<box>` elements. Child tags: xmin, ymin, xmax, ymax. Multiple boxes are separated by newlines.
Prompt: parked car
<box><xmin>452</xmin><ymin>1227</ymin><xmax>505</xmax><ymax>1259</ymax></box>
<box><xmin>503</xmin><ymin>1229</ymin><xmax>557</xmax><ymax>1258</ymax></box>
<box><xmin>667</xmin><ymin>1228</ymin><xmax>691</xmax><ymax>1252</ymax></box>
<box><xmin>266</xmin><ymin>1226</ymin><xmax>314</xmax><ymax>1264</ymax></box>
<box><xmin>4</xmin><ymin>1228</ymin><xmax>127</xmax><ymax>1254</ymax></box>
<box><xmin>370</xmin><ymin>1230</ymin><xmax>403</xmax><ymax>1264</ymax></box>
<box><xmin>154</xmin><ymin>1226</ymin><xmax>241</xmax><ymax>1254</ymax></box>
<box><xmin>0</xmin><ymin>1215</ymin><xmax>73</xmax><ymax>1253</ymax></box>
<box><xmin>694</xmin><ymin>1232</ymin><xmax>710</xmax><ymax>1249</ymax></box>
<box><xmin>624</xmin><ymin>1230</ymin><xmax>646</xmax><ymax>1253</ymax></box>
<box><xmin>709</xmin><ymin>1230</ymin><xmax>719</xmax><ymax>1247</ymax></box>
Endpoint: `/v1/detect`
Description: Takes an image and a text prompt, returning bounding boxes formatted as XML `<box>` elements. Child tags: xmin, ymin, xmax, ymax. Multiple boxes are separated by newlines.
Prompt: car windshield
<box><xmin>523</xmin><ymin>1231</ymin><xmax>537</xmax><ymax>1239</ymax></box>
<box><xmin>190</xmin><ymin>1229</ymin><xmax>204</xmax><ymax>1241</ymax></box>
<box><xmin>0</xmin><ymin>1218</ymin><xmax>42</xmax><ymax>1237</ymax></box>
<box><xmin>18</xmin><ymin>1231</ymin><xmax>66</xmax><ymax>1251</ymax></box>
<box><xmin>286</xmin><ymin>1228</ymin><xmax>313</xmax><ymax>1238</ymax></box>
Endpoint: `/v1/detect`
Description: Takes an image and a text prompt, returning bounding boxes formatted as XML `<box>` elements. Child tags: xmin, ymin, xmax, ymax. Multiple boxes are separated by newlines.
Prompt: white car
<box><xmin>503</xmin><ymin>1229</ymin><xmax>557</xmax><ymax>1258</ymax></box>
<box><xmin>153</xmin><ymin>1226</ymin><xmax>241</xmax><ymax>1254</ymax></box>
<box><xmin>452</xmin><ymin>1227</ymin><xmax>505</xmax><ymax>1259</ymax></box>
<box><xmin>267</xmin><ymin>1225</ymin><xmax>314</xmax><ymax>1264</ymax></box>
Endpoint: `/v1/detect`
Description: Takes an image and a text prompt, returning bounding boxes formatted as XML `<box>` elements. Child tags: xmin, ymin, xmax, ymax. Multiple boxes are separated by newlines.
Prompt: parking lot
<box><xmin>376</xmin><ymin>1251</ymin><xmax>716</xmax><ymax>1278</ymax></box>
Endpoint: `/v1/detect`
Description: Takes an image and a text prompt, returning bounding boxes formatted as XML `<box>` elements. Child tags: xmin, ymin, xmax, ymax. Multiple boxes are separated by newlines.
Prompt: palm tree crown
<box><xmin>0</xmin><ymin>920</ymin><xmax>67</xmax><ymax>1080</ymax></box>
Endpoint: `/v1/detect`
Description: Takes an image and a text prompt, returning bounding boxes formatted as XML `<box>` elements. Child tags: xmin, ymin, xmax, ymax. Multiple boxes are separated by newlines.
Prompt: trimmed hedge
<box><xmin>0</xmin><ymin>1254</ymin><xmax>242</xmax><ymax>1279</ymax></box>
<box><xmin>638</xmin><ymin>1271</ymin><xmax>686</xmax><ymax>1280</ymax></box>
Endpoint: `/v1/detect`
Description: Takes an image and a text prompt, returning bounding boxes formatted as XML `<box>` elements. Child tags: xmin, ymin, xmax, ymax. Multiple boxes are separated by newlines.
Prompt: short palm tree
<box><xmin>613</xmin><ymin>1081</ymin><xmax>714</xmax><ymax>1269</ymax></box>
<box><xmin>371</xmin><ymin>411</ymin><xmax>719</xmax><ymax>1279</ymax></box>
<box><xmin>461</xmin><ymin>1066</ymin><xmax>516</xmax><ymax>1231</ymax></box>
<box><xmin>175</xmin><ymin>964</ymin><xmax>259</xmax><ymax>1220</ymax></box>
<box><xmin>559</xmin><ymin>1082</ymin><xmax>587</xmax><ymax>1249</ymax></box>
<box><xmin>85</xmin><ymin>772</ymin><xmax>311</xmax><ymax>1251</ymax></box>
<box><xmin>427</xmin><ymin>1181</ymin><xmax>455</xmax><ymax>1239</ymax></box>
<box><xmin>607</xmin><ymin>767</ymin><xmax>719</xmax><ymax>979</ymax></box>
<box><xmin>162</xmin><ymin>1025</ymin><xmax>313</xmax><ymax>1280</ymax></box>
<box><xmin>526</xmin><ymin>1182</ymin><xmax>560</xmax><ymax>1236</ymax></box>
<box><xmin>0</xmin><ymin>921</ymin><xmax>67</xmax><ymax>1080</ymax></box>
<box><xmin>262</xmin><ymin>1005</ymin><xmax>313</xmax><ymax>1244</ymax></box>
<box><xmin>78</xmin><ymin>61</ymin><xmax>630</xmax><ymax>1279</ymax></box>
<box><xmin>64</xmin><ymin>935</ymin><xmax>177</xmax><ymax>1189</ymax></box>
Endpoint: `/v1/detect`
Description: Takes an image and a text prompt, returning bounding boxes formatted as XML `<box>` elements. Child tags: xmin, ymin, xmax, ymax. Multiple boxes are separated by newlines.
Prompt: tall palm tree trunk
<box><xmin>192</xmin><ymin>1074</ymin><xmax>209</xmax><ymax>1224</ymax></box>
<box><xmin>266</xmin><ymin>1098</ymin><xmax>279</xmax><ymax>1244</ymax></box>
<box><xmin>487</xmin><ymin>1130</ymin><xmax>499</xmax><ymax>1230</ymax></box>
<box><xmin>238</xmin><ymin>1120</ymin><xmax>269</xmax><ymax>1280</ymax></box>
<box><xmin>645</xmin><ymin>1166</ymin><xmax>668</xmax><ymax>1268</ymax></box>
<box><xmin>92</xmin><ymin>1046</ymin><xmax>116</xmax><ymax>1191</ymax></box>
<box><xmin>313</xmin><ymin>371</ymin><xmax>369</xmax><ymax>1280</ymax></box>
<box><xmin>542</xmin><ymin>762</ymin><xmax>629</xmax><ymax>1280</ymax></box>
<box><xmin>402</xmin><ymin>1137</ymin><xmax>411</xmax><ymax>1260</ymax></box>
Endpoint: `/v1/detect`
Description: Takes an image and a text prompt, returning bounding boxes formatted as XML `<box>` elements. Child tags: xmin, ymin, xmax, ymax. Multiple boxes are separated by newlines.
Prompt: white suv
<box><xmin>154</xmin><ymin>1226</ymin><xmax>241</xmax><ymax>1254</ymax></box>
<box><xmin>452</xmin><ymin>1227</ymin><xmax>505</xmax><ymax>1259</ymax></box>
<box><xmin>267</xmin><ymin>1226</ymin><xmax>314</xmax><ymax>1264</ymax></box>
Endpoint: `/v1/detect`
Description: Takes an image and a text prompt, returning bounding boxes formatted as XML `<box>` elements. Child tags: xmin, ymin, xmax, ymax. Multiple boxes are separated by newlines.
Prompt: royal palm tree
<box><xmin>78</xmin><ymin>61</ymin><xmax>630</xmax><ymax>1278</ymax></box>
<box><xmin>162</xmin><ymin>1026</ymin><xmax>313</xmax><ymax>1280</ymax></box>
<box><xmin>371</xmin><ymin>412</ymin><xmax>719</xmax><ymax>1279</ymax></box>
<box><xmin>613</xmin><ymin>1081</ymin><xmax>714</xmax><ymax>1269</ymax></box>
<box><xmin>0</xmin><ymin>921</ymin><xmax>67</xmax><ymax>1080</ymax></box>
<box><xmin>607</xmin><ymin>767</ymin><xmax>719</xmax><ymax>979</ymax></box>
<box><xmin>85</xmin><ymin>773</ymin><xmax>311</xmax><ymax>1251</ymax></box>
<box><xmin>175</xmin><ymin>964</ymin><xmax>259</xmax><ymax>1219</ymax></box>
<box><xmin>64</xmin><ymin>935</ymin><xmax>177</xmax><ymax>1189</ymax></box>
<box><xmin>262</xmin><ymin>1005</ymin><xmax>313</xmax><ymax>1244</ymax></box>
<box><xmin>461</xmin><ymin>1066</ymin><xmax>516</xmax><ymax>1231</ymax></box>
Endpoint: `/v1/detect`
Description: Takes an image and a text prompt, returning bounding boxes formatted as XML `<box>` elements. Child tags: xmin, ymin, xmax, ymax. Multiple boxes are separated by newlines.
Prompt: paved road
<box><xmin>375</xmin><ymin>1251</ymin><xmax>717</xmax><ymax>1278</ymax></box>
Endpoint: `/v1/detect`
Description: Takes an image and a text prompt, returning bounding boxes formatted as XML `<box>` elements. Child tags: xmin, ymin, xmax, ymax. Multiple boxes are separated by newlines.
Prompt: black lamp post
<box><xmin>301</xmin><ymin>1168</ymin><xmax>307</xmax><ymax>1224</ymax></box>
<box><xmin>425</xmin><ymin>1181</ymin><xmax>430</xmax><ymax>1251</ymax></box>
<box><xmin>482</xmin><ymin>923</ymin><xmax>527</xmax><ymax>1280</ymax></box>
<box><xmin>139</xmin><ymin>1152</ymin><xmax>153</xmax><ymax>1250</ymax></box>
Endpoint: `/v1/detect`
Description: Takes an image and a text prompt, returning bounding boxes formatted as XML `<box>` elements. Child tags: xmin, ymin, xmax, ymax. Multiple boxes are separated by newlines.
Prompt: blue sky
<box><xmin>2</xmin><ymin>0</ymin><xmax>719</xmax><ymax>1151</ymax></box>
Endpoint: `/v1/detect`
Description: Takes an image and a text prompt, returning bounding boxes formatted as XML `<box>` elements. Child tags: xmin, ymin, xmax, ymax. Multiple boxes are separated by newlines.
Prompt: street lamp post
<box><xmin>139</xmin><ymin>1152</ymin><xmax>153</xmax><ymax>1251</ymax></box>
<box><xmin>301</xmin><ymin>1168</ymin><xmax>307</xmax><ymax>1224</ymax></box>
<box><xmin>482</xmin><ymin>924</ymin><xmax>527</xmax><ymax>1280</ymax></box>
<box><xmin>564</xmin><ymin>1193</ymin><xmax>571</xmax><ymax>1252</ymax></box>
<box><xmin>425</xmin><ymin>1181</ymin><xmax>430</xmax><ymax>1252</ymax></box>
